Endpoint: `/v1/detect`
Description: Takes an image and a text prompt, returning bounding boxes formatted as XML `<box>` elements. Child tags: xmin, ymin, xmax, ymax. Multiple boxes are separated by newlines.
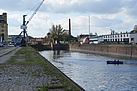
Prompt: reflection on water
<box><xmin>40</xmin><ymin>50</ymin><xmax>137</xmax><ymax>91</ymax></box>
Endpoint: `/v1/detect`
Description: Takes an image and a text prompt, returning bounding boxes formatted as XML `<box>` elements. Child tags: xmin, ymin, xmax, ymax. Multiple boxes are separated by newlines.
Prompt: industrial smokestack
<box><xmin>69</xmin><ymin>19</ymin><xmax>71</xmax><ymax>36</ymax></box>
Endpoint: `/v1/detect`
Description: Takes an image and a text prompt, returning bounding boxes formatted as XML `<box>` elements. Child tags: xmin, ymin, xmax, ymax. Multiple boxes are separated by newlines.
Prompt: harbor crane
<box><xmin>17</xmin><ymin>0</ymin><xmax>44</xmax><ymax>46</ymax></box>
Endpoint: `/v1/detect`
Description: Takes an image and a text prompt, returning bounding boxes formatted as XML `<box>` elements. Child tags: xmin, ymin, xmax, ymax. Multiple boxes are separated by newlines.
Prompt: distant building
<box><xmin>98</xmin><ymin>36</ymin><xmax>104</xmax><ymax>43</ymax></box>
<box><xmin>78</xmin><ymin>25</ymin><xmax>137</xmax><ymax>44</ymax></box>
<box><xmin>30</xmin><ymin>38</ymin><xmax>46</xmax><ymax>45</ymax></box>
<box><xmin>99</xmin><ymin>26</ymin><xmax>137</xmax><ymax>44</ymax></box>
<box><xmin>8</xmin><ymin>35</ymin><xmax>23</xmax><ymax>44</ymax></box>
<box><xmin>30</xmin><ymin>33</ymin><xmax>51</xmax><ymax>45</ymax></box>
<box><xmin>78</xmin><ymin>33</ymin><xmax>98</xmax><ymax>44</ymax></box>
<box><xmin>0</xmin><ymin>13</ymin><xmax>8</xmax><ymax>44</ymax></box>
<box><xmin>102</xmin><ymin>32</ymin><xmax>130</xmax><ymax>44</ymax></box>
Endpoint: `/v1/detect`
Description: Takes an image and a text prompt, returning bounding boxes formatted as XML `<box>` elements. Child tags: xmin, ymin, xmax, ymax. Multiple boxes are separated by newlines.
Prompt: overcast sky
<box><xmin>0</xmin><ymin>0</ymin><xmax>137</xmax><ymax>37</ymax></box>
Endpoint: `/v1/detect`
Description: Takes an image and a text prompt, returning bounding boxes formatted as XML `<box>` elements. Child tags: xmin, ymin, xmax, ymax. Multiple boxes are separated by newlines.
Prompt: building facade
<box><xmin>103</xmin><ymin>33</ymin><xmax>130</xmax><ymax>44</ymax></box>
<box><xmin>0</xmin><ymin>13</ymin><xmax>8</xmax><ymax>44</ymax></box>
<box><xmin>99</xmin><ymin>28</ymin><xmax>137</xmax><ymax>44</ymax></box>
<box><xmin>78</xmin><ymin>25</ymin><xmax>137</xmax><ymax>44</ymax></box>
<box><xmin>78</xmin><ymin>33</ymin><xmax>98</xmax><ymax>44</ymax></box>
<box><xmin>8</xmin><ymin>35</ymin><xmax>23</xmax><ymax>45</ymax></box>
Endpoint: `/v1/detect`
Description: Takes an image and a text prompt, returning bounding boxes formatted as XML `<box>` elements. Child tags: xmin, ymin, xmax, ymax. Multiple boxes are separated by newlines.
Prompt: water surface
<box><xmin>40</xmin><ymin>50</ymin><xmax>137</xmax><ymax>91</ymax></box>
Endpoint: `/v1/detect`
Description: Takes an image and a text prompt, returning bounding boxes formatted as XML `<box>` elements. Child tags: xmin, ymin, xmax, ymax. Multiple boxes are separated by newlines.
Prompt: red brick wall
<box><xmin>70</xmin><ymin>44</ymin><xmax>137</xmax><ymax>58</ymax></box>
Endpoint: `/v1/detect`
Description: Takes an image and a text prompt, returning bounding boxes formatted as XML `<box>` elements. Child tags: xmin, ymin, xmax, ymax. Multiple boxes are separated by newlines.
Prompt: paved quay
<box><xmin>0</xmin><ymin>46</ymin><xmax>84</xmax><ymax>91</ymax></box>
<box><xmin>0</xmin><ymin>47</ymin><xmax>21</xmax><ymax>63</ymax></box>
<box><xmin>0</xmin><ymin>47</ymin><xmax>16</xmax><ymax>56</ymax></box>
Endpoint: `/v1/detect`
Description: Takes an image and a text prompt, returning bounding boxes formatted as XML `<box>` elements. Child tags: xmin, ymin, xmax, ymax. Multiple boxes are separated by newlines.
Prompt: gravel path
<box><xmin>0</xmin><ymin>47</ymin><xmax>21</xmax><ymax>63</ymax></box>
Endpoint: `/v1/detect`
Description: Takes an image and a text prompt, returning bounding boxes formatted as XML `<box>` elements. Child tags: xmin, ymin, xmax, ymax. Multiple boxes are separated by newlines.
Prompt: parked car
<box><xmin>14</xmin><ymin>42</ymin><xmax>21</xmax><ymax>46</ymax></box>
<box><xmin>0</xmin><ymin>43</ymin><xmax>3</xmax><ymax>47</ymax></box>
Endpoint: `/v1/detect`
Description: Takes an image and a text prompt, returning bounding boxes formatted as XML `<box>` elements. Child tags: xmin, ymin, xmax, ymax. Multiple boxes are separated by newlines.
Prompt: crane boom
<box><xmin>26</xmin><ymin>0</ymin><xmax>44</xmax><ymax>25</ymax></box>
<box><xmin>18</xmin><ymin>0</ymin><xmax>44</xmax><ymax>46</ymax></box>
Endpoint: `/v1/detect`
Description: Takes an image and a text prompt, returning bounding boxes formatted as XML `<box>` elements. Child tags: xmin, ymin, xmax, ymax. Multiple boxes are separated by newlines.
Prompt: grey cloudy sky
<box><xmin>0</xmin><ymin>0</ymin><xmax>137</xmax><ymax>37</ymax></box>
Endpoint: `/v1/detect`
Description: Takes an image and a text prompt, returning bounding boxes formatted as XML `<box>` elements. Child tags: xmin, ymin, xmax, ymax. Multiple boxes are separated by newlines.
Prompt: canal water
<box><xmin>39</xmin><ymin>50</ymin><xmax>137</xmax><ymax>91</ymax></box>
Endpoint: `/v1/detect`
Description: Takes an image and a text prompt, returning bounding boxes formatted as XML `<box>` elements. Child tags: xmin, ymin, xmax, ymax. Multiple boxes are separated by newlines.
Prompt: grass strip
<box><xmin>0</xmin><ymin>47</ymin><xmax>16</xmax><ymax>57</ymax></box>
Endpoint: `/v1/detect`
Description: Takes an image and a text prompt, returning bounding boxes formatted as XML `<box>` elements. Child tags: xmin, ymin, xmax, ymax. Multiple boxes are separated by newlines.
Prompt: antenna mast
<box><xmin>89</xmin><ymin>15</ymin><xmax>90</xmax><ymax>38</ymax></box>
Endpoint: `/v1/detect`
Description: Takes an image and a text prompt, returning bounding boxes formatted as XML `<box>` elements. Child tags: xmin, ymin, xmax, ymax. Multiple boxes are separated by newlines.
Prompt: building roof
<box><xmin>133</xmin><ymin>25</ymin><xmax>137</xmax><ymax>30</ymax></box>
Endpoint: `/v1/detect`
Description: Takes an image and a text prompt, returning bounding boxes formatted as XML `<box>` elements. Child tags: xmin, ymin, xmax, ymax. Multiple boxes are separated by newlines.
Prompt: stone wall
<box><xmin>31</xmin><ymin>44</ymin><xmax>69</xmax><ymax>51</ymax></box>
<box><xmin>51</xmin><ymin>44</ymin><xmax>69</xmax><ymax>50</ymax></box>
<box><xmin>70</xmin><ymin>44</ymin><xmax>137</xmax><ymax>59</ymax></box>
<box><xmin>31</xmin><ymin>44</ymin><xmax>51</xmax><ymax>51</ymax></box>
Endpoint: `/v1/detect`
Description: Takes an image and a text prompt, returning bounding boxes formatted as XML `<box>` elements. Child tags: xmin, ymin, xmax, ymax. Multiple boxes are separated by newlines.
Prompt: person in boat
<box><xmin>117</xmin><ymin>60</ymin><xmax>119</xmax><ymax>62</ymax></box>
<box><xmin>114</xmin><ymin>59</ymin><xmax>116</xmax><ymax>62</ymax></box>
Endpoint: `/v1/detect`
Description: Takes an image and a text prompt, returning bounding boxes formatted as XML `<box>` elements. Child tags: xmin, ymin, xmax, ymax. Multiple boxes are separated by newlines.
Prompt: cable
<box><xmin>26</xmin><ymin>2</ymin><xmax>40</xmax><ymax>16</ymax></box>
<box><xmin>25</xmin><ymin>0</ymin><xmax>44</xmax><ymax>25</ymax></box>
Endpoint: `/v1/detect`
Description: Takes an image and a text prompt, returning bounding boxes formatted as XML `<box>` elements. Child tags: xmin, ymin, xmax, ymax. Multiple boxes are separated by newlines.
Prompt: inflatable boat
<box><xmin>106</xmin><ymin>61</ymin><xmax>123</xmax><ymax>64</ymax></box>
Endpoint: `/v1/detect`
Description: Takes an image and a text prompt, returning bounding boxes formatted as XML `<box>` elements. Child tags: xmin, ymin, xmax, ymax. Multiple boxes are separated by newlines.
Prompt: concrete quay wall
<box><xmin>70</xmin><ymin>44</ymin><xmax>137</xmax><ymax>59</ymax></box>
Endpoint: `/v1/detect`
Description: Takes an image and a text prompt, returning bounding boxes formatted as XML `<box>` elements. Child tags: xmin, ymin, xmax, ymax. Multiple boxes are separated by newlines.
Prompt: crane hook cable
<box><xmin>26</xmin><ymin>2</ymin><xmax>40</xmax><ymax>16</ymax></box>
<box><xmin>25</xmin><ymin>0</ymin><xmax>44</xmax><ymax>25</ymax></box>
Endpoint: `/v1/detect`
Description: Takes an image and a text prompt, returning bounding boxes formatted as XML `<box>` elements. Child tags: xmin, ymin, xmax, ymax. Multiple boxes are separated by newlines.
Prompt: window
<box><xmin>1</xmin><ymin>25</ymin><xmax>4</xmax><ymax>28</ymax></box>
<box><xmin>104</xmin><ymin>39</ymin><xmax>107</xmax><ymax>42</ymax></box>
<box><xmin>1</xmin><ymin>30</ymin><xmax>4</xmax><ymax>32</ymax></box>
<box><xmin>123</xmin><ymin>38</ymin><xmax>129</xmax><ymax>43</ymax></box>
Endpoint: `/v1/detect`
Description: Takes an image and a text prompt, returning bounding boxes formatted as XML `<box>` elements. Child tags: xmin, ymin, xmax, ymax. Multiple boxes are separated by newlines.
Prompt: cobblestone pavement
<box><xmin>0</xmin><ymin>47</ymin><xmax>80</xmax><ymax>91</ymax></box>
<box><xmin>0</xmin><ymin>47</ymin><xmax>21</xmax><ymax>63</ymax></box>
<box><xmin>0</xmin><ymin>64</ymin><xmax>62</xmax><ymax>91</ymax></box>
<box><xmin>0</xmin><ymin>47</ymin><xmax>16</xmax><ymax>56</ymax></box>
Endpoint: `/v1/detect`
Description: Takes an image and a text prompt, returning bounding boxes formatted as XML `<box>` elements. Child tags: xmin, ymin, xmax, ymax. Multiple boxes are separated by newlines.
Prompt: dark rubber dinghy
<box><xmin>107</xmin><ymin>61</ymin><xmax>123</xmax><ymax>64</ymax></box>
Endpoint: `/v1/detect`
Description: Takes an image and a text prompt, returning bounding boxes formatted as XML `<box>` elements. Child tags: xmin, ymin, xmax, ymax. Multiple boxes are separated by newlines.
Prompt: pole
<box><xmin>89</xmin><ymin>15</ymin><xmax>90</xmax><ymax>38</ymax></box>
<box><xmin>23</xmin><ymin>15</ymin><xmax>27</xmax><ymax>38</ymax></box>
<box><xmin>69</xmin><ymin>19</ymin><xmax>71</xmax><ymax>43</ymax></box>
<box><xmin>69</xmin><ymin>19</ymin><xmax>71</xmax><ymax>36</ymax></box>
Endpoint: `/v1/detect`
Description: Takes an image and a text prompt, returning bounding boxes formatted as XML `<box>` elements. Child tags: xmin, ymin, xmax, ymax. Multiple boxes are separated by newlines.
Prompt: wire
<box><xmin>26</xmin><ymin>0</ymin><xmax>43</xmax><ymax>15</ymax></box>
<box><xmin>25</xmin><ymin>0</ymin><xmax>44</xmax><ymax>25</ymax></box>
